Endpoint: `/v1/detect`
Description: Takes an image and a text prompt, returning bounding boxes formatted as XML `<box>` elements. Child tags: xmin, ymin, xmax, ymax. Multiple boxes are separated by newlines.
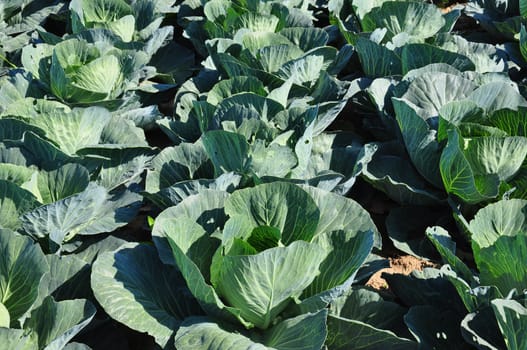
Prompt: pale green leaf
<box><xmin>224</xmin><ymin>182</ymin><xmax>320</xmax><ymax>244</ymax></box>
<box><xmin>214</xmin><ymin>241</ymin><xmax>325</xmax><ymax>329</ymax></box>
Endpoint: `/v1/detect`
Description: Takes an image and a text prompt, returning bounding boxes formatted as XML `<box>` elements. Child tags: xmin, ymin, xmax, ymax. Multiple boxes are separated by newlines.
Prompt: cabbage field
<box><xmin>1</xmin><ymin>0</ymin><xmax>527</xmax><ymax>349</ymax></box>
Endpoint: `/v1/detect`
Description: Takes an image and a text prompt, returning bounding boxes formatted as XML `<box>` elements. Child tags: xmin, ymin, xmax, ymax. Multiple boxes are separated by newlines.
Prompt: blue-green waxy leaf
<box><xmin>202</xmin><ymin>130</ymin><xmax>250</xmax><ymax>177</ymax></box>
<box><xmin>277</xmin><ymin>47</ymin><xmax>337</xmax><ymax>86</ymax></box>
<box><xmin>238</xmin><ymin>32</ymin><xmax>292</xmax><ymax>55</ymax></box>
<box><xmin>250</xmin><ymin>141</ymin><xmax>297</xmax><ymax>178</ymax></box>
<box><xmin>20</xmin><ymin>182</ymin><xmax>141</xmax><ymax>247</ymax></box>
<box><xmin>463</xmin><ymin>136</ymin><xmax>527</xmax><ymax>182</ymax></box>
<box><xmin>165</xmin><ymin>228</ymin><xmax>241</xmax><ymax>325</ymax></box>
<box><xmin>24</xmin><ymin>297</ymin><xmax>95</xmax><ymax>350</ymax></box>
<box><xmin>356</xmin><ymin>142</ymin><xmax>445</xmax><ymax>206</ymax></box>
<box><xmin>491</xmin><ymin>299</ymin><xmax>527</xmax><ymax>350</ymax></box>
<box><xmin>355</xmin><ymin>37</ymin><xmax>402</xmax><ymax>77</ymax></box>
<box><xmin>362</xmin><ymin>2</ymin><xmax>445</xmax><ymax>40</ymax></box>
<box><xmin>303</xmin><ymin>183</ymin><xmax>380</xmax><ymax>241</ymax></box>
<box><xmin>174</xmin><ymin>317</ymin><xmax>268</xmax><ymax>350</ymax></box>
<box><xmin>19</xmin><ymin>132</ymin><xmax>72</xmax><ymax>170</ymax></box>
<box><xmin>468</xmin><ymin>82</ymin><xmax>527</xmax><ymax>114</ymax></box>
<box><xmin>21</xmin><ymin>43</ymin><xmax>54</xmax><ymax>82</ymax></box>
<box><xmin>224</xmin><ymin>182</ymin><xmax>320</xmax><ymax>244</ymax></box>
<box><xmin>174</xmin><ymin>310</ymin><xmax>328</xmax><ymax>350</ymax></box>
<box><xmin>146</xmin><ymin>141</ymin><xmax>211</xmax><ymax>192</ymax></box>
<box><xmin>304</xmin><ymin>230</ymin><xmax>374</xmax><ymax>298</ymax></box>
<box><xmin>0</xmin><ymin>119</ymin><xmax>45</xmax><ymax>142</ymax></box>
<box><xmin>161</xmin><ymin>216</ymin><xmax>219</xmax><ymax>281</ymax></box>
<box><xmin>438</xmin><ymin>100</ymin><xmax>484</xmax><ymax>141</ymax></box>
<box><xmin>264</xmin><ymin>309</ymin><xmax>328</xmax><ymax>350</ymax></box>
<box><xmin>213</xmin><ymin>241</ymin><xmax>325</xmax><ymax>329</ymax></box>
<box><xmin>327</xmin><ymin>287</ymin><xmax>416</xmax><ymax>350</ymax></box>
<box><xmin>259</xmin><ymin>44</ymin><xmax>304</xmax><ymax>74</ymax></box>
<box><xmin>36</xmin><ymin>164</ymin><xmax>90</xmax><ymax>204</ymax></box>
<box><xmin>42</xmin><ymin>253</ymin><xmax>91</xmax><ymax>301</ymax></box>
<box><xmin>212</xmin><ymin>93</ymin><xmax>285</xmax><ymax>128</ymax></box>
<box><xmin>92</xmin><ymin>243</ymin><xmax>202</xmax><ymax>349</ymax></box>
<box><xmin>399</xmin><ymin>72</ymin><xmax>477</xmax><ymax>122</ymax></box>
<box><xmin>24</xmin><ymin>106</ymin><xmax>111</xmax><ymax>156</ymax></box>
<box><xmin>326</xmin><ymin>316</ymin><xmax>417</xmax><ymax>350</ymax></box>
<box><xmin>0</xmin><ymin>231</ymin><xmax>48</xmax><ymax>325</ymax></box>
<box><xmin>401</xmin><ymin>44</ymin><xmax>475</xmax><ymax>74</ymax></box>
<box><xmin>280</xmin><ymin>27</ymin><xmax>329</xmax><ymax>52</ymax></box>
<box><xmin>426</xmin><ymin>226</ymin><xmax>475</xmax><ymax>284</ymax></box>
<box><xmin>207</xmin><ymin>76</ymin><xmax>267</xmax><ymax>105</ymax></box>
<box><xmin>0</xmin><ymin>179</ymin><xmax>40</xmax><ymax>230</ymax></box>
<box><xmin>145</xmin><ymin>172</ymin><xmax>240</xmax><ymax>210</ymax></box>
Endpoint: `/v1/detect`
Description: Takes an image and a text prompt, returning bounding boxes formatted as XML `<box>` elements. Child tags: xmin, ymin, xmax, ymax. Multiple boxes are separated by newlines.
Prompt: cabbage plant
<box><xmin>69</xmin><ymin>0</ymin><xmax>170</xmax><ymax>43</ymax></box>
<box><xmin>427</xmin><ymin>198</ymin><xmax>527</xmax><ymax>349</ymax></box>
<box><xmin>0</xmin><ymin>230</ymin><xmax>95</xmax><ymax>349</ymax></box>
<box><xmin>92</xmin><ymin>182</ymin><xmax>380</xmax><ymax>348</ymax></box>
<box><xmin>21</xmin><ymin>37</ymin><xmax>150</xmax><ymax>105</ymax></box>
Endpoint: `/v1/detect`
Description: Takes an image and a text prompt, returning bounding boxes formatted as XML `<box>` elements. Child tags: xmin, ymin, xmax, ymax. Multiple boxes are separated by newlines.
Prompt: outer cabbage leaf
<box><xmin>0</xmin><ymin>231</ymin><xmax>48</xmax><ymax>325</ymax></box>
<box><xmin>491</xmin><ymin>299</ymin><xmax>527</xmax><ymax>350</ymax></box>
<box><xmin>35</xmin><ymin>164</ymin><xmax>90</xmax><ymax>204</ymax></box>
<box><xmin>145</xmin><ymin>141</ymin><xmax>212</xmax><ymax>192</ymax></box>
<box><xmin>0</xmin><ymin>179</ymin><xmax>40</xmax><ymax>230</ymax></box>
<box><xmin>92</xmin><ymin>243</ymin><xmax>202</xmax><ymax>349</ymax></box>
<box><xmin>174</xmin><ymin>317</ymin><xmax>269</xmax><ymax>350</ymax></box>
<box><xmin>356</xmin><ymin>143</ymin><xmax>445</xmax><ymax>205</ymax></box>
<box><xmin>20</xmin><ymin>182</ymin><xmax>141</xmax><ymax>247</ymax></box>
<box><xmin>461</xmin><ymin>307</ymin><xmax>506</xmax><ymax>350</ymax></box>
<box><xmin>327</xmin><ymin>287</ymin><xmax>417</xmax><ymax>350</ymax></box>
<box><xmin>175</xmin><ymin>310</ymin><xmax>328</xmax><ymax>350</ymax></box>
<box><xmin>401</xmin><ymin>44</ymin><xmax>475</xmax><ymax>74</ymax></box>
<box><xmin>24</xmin><ymin>297</ymin><xmax>95</xmax><ymax>350</ymax></box>
<box><xmin>355</xmin><ymin>37</ymin><xmax>402</xmax><ymax>78</ymax></box>
<box><xmin>303</xmin><ymin>230</ymin><xmax>374</xmax><ymax>298</ymax></box>
<box><xmin>17</xmin><ymin>104</ymin><xmax>112</xmax><ymax>156</ymax></box>
<box><xmin>404</xmin><ymin>305</ymin><xmax>466</xmax><ymax>350</ymax></box>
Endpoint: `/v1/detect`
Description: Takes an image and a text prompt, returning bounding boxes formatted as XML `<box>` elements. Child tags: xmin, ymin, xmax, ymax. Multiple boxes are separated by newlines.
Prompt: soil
<box><xmin>366</xmin><ymin>255</ymin><xmax>436</xmax><ymax>290</ymax></box>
